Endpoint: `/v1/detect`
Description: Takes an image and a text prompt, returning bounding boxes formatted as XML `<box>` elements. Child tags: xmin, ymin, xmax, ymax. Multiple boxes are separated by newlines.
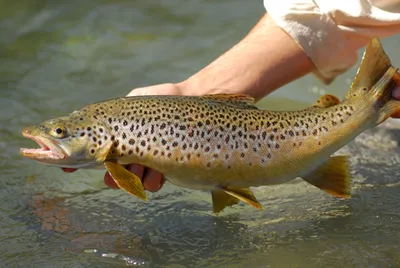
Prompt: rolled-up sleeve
<box><xmin>264</xmin><ymin>0</ymin><xmax>400</xmax><ymax>83</ymax></box>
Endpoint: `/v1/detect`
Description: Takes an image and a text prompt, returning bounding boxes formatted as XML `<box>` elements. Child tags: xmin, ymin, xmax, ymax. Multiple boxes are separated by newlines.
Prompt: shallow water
<box><xmin>1</xmin><ymin>1</ymin><xmax>400</xmax><ymax>267</ymax></box>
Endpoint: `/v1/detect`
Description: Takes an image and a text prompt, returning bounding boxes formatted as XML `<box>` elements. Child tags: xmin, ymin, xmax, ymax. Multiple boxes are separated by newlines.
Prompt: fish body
<box><xmin>21</xmin><ymin>38</ymin><xmax>400</xmax><ymax>213</ymax></box>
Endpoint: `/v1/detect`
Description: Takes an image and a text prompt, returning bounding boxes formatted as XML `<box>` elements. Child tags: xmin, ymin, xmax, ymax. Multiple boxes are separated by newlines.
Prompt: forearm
<box><xmin>178</xmin><ymin>14</ymin><xmax>314</xmax><ymax>101</ymax></box>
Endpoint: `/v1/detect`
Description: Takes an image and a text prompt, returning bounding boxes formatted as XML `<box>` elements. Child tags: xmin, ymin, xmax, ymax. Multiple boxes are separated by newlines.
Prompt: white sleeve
<box><xmin>264</xmin><ymin>0</ymin><xmax>400</xmax><ymax>83</ymax></box>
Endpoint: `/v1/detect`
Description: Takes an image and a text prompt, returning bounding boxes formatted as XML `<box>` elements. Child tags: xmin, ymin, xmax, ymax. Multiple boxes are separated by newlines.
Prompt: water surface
<box><xmin>1</xmin><ymin>1</ymin><xmax>400</xmax><ymax>267</ymax></box>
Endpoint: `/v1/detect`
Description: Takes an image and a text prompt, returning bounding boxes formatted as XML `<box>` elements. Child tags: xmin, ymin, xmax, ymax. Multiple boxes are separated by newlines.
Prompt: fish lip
<box><xmin>20</xmin><ymin>132</ymin><xmax>66</xmax><ymax>160</ymax></box>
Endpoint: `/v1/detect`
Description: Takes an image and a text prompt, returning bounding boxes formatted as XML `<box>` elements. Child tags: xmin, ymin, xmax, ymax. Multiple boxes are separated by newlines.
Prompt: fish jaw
<box><xmin>20</xmin><ymin>127</ymin><xmax>66</xmax><ymax>161</ymax></box>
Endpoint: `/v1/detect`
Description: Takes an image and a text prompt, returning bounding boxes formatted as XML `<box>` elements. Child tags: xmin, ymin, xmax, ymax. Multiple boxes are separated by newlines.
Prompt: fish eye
<box><xmin>51</xmin><ymin>126</ymin><xmax>68</xmax><ymax>138</ymax></box>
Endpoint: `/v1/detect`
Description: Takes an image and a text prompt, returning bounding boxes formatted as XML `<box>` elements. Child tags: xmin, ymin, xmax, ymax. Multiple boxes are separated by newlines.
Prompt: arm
<box><xmin>129</xmin><ymin>14</ymin><xmax>314</xmax><ymax>101</ymax></box>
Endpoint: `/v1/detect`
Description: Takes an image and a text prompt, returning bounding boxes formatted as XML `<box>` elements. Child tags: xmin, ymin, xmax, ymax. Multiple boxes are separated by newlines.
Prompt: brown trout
<box><xmin>21</xmin><ymin>38</ymin><xmax>400</xmax><ymax>213</ymax></box>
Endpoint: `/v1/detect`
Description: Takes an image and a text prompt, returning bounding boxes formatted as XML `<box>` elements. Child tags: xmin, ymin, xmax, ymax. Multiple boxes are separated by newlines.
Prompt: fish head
<box><xmin>20</xmin><ymin>110</ymin><xmax>113</xmax><ymax>168</ymax></box>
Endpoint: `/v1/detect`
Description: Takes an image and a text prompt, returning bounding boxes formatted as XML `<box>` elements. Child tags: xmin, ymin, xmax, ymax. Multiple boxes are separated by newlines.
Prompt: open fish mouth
<box><xmin>20</xmin><ymin>131</ymin><xmax>66</xmax><ymax>160</ymax></box>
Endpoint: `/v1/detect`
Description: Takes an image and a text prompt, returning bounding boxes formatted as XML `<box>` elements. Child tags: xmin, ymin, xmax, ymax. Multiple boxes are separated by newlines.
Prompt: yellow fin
<box><xmin>211</xmin><ymin>189</ymin><xmax>240</xmax><ymax>213</ymax></box>
<box><xmin>104</xmin><ymin>161</ymin><xmax>148</xmax><ymax>201</ymax></box>
<box><xmin>221</xmin><ymin>187</ymin><xmax>264</xmax><ymax>210</ymax></box>
<box><xmin>302</xmin><ymin>156</ymin><xmax>351</xmax><ymax>198</ymax></box>
<box><xmin>203</xmin><ymin>94</ymin><xmax>258</xmax><ymax>109</ymax></box>
<box><xmin>313</xmin><ymin>94</ymin><xmax>340</xmax><ymax>108</ymax></box>
<box><xmin>203</xmin><ymin>93</ymin><xmax>255</xmax><ymax>104</ymax></box>
<box><xmin>344</xmin><ymin>37</ymin><xmax>400</xmax><ymax>122</ymax></box>
<box><xmin>94</xmin><ymin>140</ymin><xmax>113</xmax><ymax>163</ymax></box>
<box><xmin>346</xmin><ymin>37</ymin><xmax>392</xmax><ymax>99</ymax></box>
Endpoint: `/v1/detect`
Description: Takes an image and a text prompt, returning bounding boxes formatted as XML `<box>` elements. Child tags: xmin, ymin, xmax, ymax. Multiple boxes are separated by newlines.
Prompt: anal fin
<box><xmin>302</xmin><ymin>155</ymin><xmax>351</xmax><ymax>198</ymax></box>
<box><xmin>104</xmin><ymin>161</ymin><xmax>148</xmax><ymax>201</ymax></box>
<box><xmin>221</xmin><ymin>187</ymin><xmax>264</xmax><ymax>211</ymax></box>
<box><xmin>211</xmin><ymin>189</ymin><xmax>240</xmax><ymax>213</ymax></box>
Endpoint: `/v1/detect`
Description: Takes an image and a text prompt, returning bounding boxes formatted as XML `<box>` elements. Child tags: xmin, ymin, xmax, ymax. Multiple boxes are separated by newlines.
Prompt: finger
<box><xmin>391</xmin><ymin>111</ymin><xmax>400</xmax><ymax>118</ymax></box>
<box><xmin>104</xmin><ymin>172</ymin><xmax>120</xmax><ymax>189</ymax></box>
<box><xmin>127</xmin><ymin>83</ymin><xmax>180</xmax><ymax>97</ymax></box>
<box><xmin>391</xmin><ymin>86</ymin><xmax>400</xmax><ymax>118</ymax></box>
<box><xmin>62</xmin><ymin>168</ymin><xmax>77</xmax><ymax>173</ymax></box>
<box><xmin>392</xmin><ymin>86</ymin><xmax>400</xmax><ymax>99</ymax></box>
<box><xmin>126</xmin><ymin>163</ymin><xmax>145</xmax><ymax>179</ymax></box>
<box><xmin>142</xmin><ymin>168</ymin><xmax>165</xmax><ymax>192</ymax></box>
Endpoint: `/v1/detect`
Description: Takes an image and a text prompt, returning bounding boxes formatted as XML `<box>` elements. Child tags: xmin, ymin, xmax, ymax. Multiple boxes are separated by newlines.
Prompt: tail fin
<box><xmin>346</xmin><ymin>37</ymin><xmax>400</xmax><ymax>122</ymax></box>
<box><xmin>345</xmin><ymin>37</ymin><xmax>393</xmax><ymax>99</ymax></box>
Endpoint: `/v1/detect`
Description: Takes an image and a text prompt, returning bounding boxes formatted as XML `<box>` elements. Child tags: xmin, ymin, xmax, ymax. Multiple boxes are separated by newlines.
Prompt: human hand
<box><xmin>62</xmin><ymin>165</ymin><xmax>166</xmax><ymax>192</ymax></box>
<box><xmin>126</xmin><ymin>83</ymin><xmax>184</xmax><ymax>97</ymax></box>
<box><xmin>391</xmin><ymin>86</ymin><xmax>400</xmax><ymax>118</ymax></box>
<box><xmin>62</xmin><ymin>83</ymin><xmax>185</xmax><ymax>192</ymax></box>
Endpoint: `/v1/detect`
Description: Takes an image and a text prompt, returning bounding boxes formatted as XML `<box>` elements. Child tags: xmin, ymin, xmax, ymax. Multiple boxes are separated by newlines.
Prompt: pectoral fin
<box><xmin>302</xmin><ymin>155</ymin><xmax>351</xmax><ymax>198</ymax></box>
<box><xmin>95</xmin><ymin>140</ymin><xmax>113</xmax><ymax>163</ymax></box>
<box><xmin>221</xmin><ymin>187</ymin><xmax>264</xmax><ymax>210</ymax></box>
<box><xmin>211</xmin><ymin>189</ymin><xmax>240</xmax><ymax>213</ymax></box>
<box><xmin>104</xmin><ymin>161</ymin><xmax>148</xmax><ymax>201</ymax></box>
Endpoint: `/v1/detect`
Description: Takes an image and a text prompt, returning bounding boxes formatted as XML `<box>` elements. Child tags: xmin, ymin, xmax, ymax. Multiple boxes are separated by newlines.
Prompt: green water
<box><xmin>1</xmin><ymin>1</ymin><xmax>400</xmax><ymax>267</ymax></box>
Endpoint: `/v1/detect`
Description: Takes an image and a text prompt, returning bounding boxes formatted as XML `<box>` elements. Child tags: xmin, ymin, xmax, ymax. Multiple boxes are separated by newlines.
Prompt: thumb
<box><xmin>127</xmin><ymin>83</ymin><xmax>182</xmax><ymax>97</ymax></box>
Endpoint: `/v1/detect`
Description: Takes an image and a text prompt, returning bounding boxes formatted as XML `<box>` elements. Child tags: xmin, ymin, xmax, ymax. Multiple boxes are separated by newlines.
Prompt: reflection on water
<box><xmin>1</xmin><ymin>0</ymin><xmax>400</xmax><ymax>267</ymax></box>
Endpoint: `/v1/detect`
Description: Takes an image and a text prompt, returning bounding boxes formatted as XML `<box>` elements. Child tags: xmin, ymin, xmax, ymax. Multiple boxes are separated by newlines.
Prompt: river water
<box><xmin>1</xmin><ymin>1</ymin><xmax>400</xmax><ymax>267</ymax></box>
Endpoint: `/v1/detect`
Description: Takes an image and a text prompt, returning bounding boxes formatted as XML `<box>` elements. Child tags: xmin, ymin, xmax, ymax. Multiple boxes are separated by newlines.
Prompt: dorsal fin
<box><xmin>346</xmin><ymin>37</ymin><xmax>392</xmax><ymax>98</ymax></box>
<box><xmin>203</xmin><ymin>94</ymin><xmax>258</xmax><ymax>109</ymax></box>
<box><xmin>313</xmin><ymin>94</ymin><xmax>340</xmax><ymax>108</ymax></box>
<box><xmin>203</xmin><ymin>94</ymin><xmax>255</xmax><ymax>104</ymax></box>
